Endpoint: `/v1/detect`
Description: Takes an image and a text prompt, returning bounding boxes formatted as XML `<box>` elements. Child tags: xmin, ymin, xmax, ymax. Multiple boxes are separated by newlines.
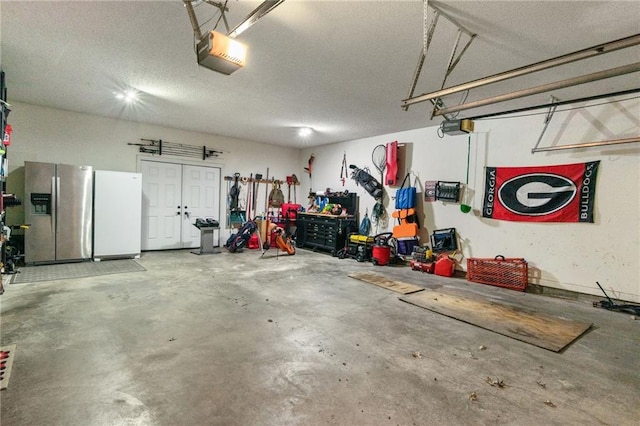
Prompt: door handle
<box><xmin>176</xmin><ymin>211</ymin><xmax>181</xmax><ymax>216</ymax></box>
<box><xmin>51</xmin><ymin>176</ymin><xmax>57</xmax><ymax>232</ymax></box>
<box><xmin>184</xmin><ymin>211</ymin><xmax>190</xmax><ymax>218</ymax></box>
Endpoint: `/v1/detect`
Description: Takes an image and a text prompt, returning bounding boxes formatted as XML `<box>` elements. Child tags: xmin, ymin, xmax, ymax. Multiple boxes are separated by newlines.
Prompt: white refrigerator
<box><xmin>93</xmin><ymin>171</ymin><xmax>142</xmax><ymax>260</ymax></box>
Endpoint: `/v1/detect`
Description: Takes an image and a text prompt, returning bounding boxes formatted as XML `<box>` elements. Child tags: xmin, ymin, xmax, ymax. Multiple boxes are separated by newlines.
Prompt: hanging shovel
<box><xmin>291</xmin><ymin>174</ymin><xmax>299</xmax><ymax>203</ymax></box>
<box><xmin>286</xmin><ymin>175</ymin><xmax>294</xmax><ymax>203</ymax></box>
<box><xmin>254</xmin><ymin>173</ymin><xmax>262</xmax><ymax>218</ymax></box>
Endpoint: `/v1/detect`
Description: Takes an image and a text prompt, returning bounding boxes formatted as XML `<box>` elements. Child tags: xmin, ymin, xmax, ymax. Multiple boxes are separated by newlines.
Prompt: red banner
<box><xmin>482</xmin><ymin>161</ymin><xmax>599</xmax><ymax>223</ymax></box>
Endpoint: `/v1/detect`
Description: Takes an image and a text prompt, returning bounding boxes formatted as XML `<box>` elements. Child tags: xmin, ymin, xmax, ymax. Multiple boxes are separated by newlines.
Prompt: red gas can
<box><xmin>247</xmin><ymin>234</ymin><xmax>260</xmax><ymax>249</ymax></box>
<box><xmin>434</xmin><ymin>255</ymin><xmax>455</xmax><ymax>277</ymax></box>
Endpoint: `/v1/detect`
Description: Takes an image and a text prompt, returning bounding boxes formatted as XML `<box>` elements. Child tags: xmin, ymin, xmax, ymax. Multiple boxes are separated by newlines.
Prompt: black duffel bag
<box><xmin>349</xmin><ymin>164</ymin><xmax>383</xmax><ymax>200</ymax></box>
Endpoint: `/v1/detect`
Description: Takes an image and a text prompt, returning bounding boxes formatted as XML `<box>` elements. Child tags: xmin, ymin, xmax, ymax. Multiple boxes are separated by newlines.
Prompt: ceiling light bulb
<box><xmin>115</xmin><ymin>90</ymin><xmax>138</xmax><ymax>102</ymax></box>
<box><xmin>124</xmin><ymin>90</ymin><xmax>138</xmax><ymax>102</ymax></box>
<box><xmin>299</xmin><ymin>127</ymin><xmax>312</xmax><ymax>137</ymax></box>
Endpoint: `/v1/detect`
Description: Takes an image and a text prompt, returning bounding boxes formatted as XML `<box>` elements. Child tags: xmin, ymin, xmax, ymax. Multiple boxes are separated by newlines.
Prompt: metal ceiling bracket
<box><xmin>467</xmin><ymin>87</ymin><xmax>640</xmax><ymax>120</ymax></box>
<box><xmin>183</xmin><ymin>0</ymin><xmax>232</xmax><ymax>41</ymax></box>
<box><xmin>403</xmin><ymin>5</ymin><xmax>439</xmax><ymax>111</ymax></box>
<box><xmin>184</xmin><ymin>0</ymin><xmax>203</xmax><ymax>40</ymax></box>
<box><xmin>531</xmin><ymin>96</ymin><xmax>559</xmax><ymax>153</ymax></box>
<box><xmin>404</xmin><ymin>2</ymin><xmax>476</xmax><ymax>112</ymax></box>
<box><xmin>522</xmin><ymin>96</ymin><xmax>640</xmax><ymax>154</ymax></box>
<box><xmin>227</xmin><ymin>1</ymin><xmax>285</xmax><ymax>39</ymax></box>
<box><xmin>204</xmin><ymin>0</ymin><xmax>231</xmax><ymax>33</ymax></box>
<box><xmin>443</xmin><ymin>31</ymin><xmax>477</xmax><ymax>85</ymax></box>
<box><xmin>433</xmin><ymin>61</ymin><xmax>640</xmax><ymax>116</ymax></box>
<box><xmin>532</xmin><ymin>136</ymin><xmax>640</xmax><ymax>153</ymax></box>
<box><xmin>430</xmin><ymin>29</ymin><xmax>477</xmax><ymax>118</ymax></box>
<box><xmin>403</xmin><ymin>33</ymin><xmax>640</xmax><ymax>109</ymax></box>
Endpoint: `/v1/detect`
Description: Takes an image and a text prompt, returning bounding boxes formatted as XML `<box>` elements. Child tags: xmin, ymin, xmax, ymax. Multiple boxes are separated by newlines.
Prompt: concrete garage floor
<box><xmin>0</xmin><ymin>248</ymin><xmax>638</xmax><ymax>425</ymax></box>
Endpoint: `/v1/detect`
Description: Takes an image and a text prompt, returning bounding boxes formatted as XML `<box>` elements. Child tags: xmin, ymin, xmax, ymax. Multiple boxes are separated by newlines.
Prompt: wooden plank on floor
<box><xmin>400</xmin><ymin>292</ymin><xmax>592</xmax><ymax>352</ymax></box>
<box><xmin>348</xmin><ymin>272</ymin><xmax>424</xmax><ymax>295</ymax></box>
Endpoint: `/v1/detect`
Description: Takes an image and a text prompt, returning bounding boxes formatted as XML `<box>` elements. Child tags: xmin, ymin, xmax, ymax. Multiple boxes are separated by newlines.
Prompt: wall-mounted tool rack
<box><xmin>128</xmin><ymin>138</ymin><xmax>224</xmax><ymax>160</ymax></box>
<box><xmin>223</xmin><ymin>176</ymin><xmax>300</xmax><ymax>185</ymax></box>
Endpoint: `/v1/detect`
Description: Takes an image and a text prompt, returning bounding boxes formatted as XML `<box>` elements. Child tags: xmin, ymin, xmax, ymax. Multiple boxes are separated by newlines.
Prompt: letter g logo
<box><xmin>498</xmin><ymin>173</ymin><xmax>577</xmax><ymax>216</ymax></box>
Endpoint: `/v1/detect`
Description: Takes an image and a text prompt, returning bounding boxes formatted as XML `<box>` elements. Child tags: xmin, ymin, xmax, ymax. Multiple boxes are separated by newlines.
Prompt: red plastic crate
<box><xmin>467</xmin><ymin>256</ymin><xmax>528</xmax><ymax>291</ymax></box>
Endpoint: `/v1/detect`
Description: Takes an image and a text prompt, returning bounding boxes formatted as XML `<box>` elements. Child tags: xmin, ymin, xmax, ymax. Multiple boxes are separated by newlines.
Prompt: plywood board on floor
<box><xmin>400</xmin><ymin>291</ymin><xmax>592</xmax><ymax>352</ymax></box>
<box><xmin>348</xmin><ymin>272</ymin><xmax>424</xmax><ymax>295</ymax></box>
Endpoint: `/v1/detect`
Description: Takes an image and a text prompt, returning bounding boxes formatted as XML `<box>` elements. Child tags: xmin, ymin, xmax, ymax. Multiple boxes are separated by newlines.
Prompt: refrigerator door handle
<box><xmin>56</xmin><ymin>176</ymin><xmax>61</xmax><ymax>210</ymax></box>
<box><xmin>52</xmin><ymin>176</ymin><xmax>58</xmax><ymax>235</ymax></box>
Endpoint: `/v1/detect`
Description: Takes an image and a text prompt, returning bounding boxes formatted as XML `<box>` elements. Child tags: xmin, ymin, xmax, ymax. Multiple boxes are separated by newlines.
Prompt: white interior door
<box><xmin>181</xmin><ymin>165</ymin><xmax>221</xmax><ymax>248</ymax></box>
<box><xmin>141</xmin><ymin>160</ymin><xmax>221</xmax><ymax>250</ymax></box>
<box><xmin>141</xmin><ymin>161</ymin><xmax>182</xmax><ymax>250</ymax></box>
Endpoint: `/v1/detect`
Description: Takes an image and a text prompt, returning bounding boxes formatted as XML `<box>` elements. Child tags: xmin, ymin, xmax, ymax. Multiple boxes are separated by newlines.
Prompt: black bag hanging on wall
<box><xmin>230</xmin><ymin>173</ymin><xmax>241</xmax><ymax>210</ymax></box>
<box><xmin>349</xmin><ymin>164</ymin><xmax>383</xmax><ymax>200</ymax></box>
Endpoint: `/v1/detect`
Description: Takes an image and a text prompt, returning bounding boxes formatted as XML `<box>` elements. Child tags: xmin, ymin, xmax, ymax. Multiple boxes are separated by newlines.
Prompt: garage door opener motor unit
<box><xmin>441</xmin><ymin>119</ymin><xmax>474</xmax><ymax>136</ymax></box>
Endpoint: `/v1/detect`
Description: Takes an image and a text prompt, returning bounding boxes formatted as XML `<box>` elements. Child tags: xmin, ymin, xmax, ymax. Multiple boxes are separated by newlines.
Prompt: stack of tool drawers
<box><xmin>296</xmin><ymin>213</ymin><xmax>357</xmax><ymax>256</ymax></box>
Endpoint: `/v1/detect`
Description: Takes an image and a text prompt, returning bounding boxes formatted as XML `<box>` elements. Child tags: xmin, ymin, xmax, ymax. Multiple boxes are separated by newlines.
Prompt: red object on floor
<box><xmin>434</xmin><ymin>255</ymin><xmax>455</xmax><ymax>277</ymax></box>
<box><xmin>467</xmin><ymin>256</ymin><xmax>528</xmax><ymax>291</ymax></box>
<box><xmin>410</xmin><ymin>260</ymin><xmax>435</xmax><ymax>273</ymax></box>
<box><xmin>247</xmin><ymin>234</ymin><xmax>260</xmax><ymax>249</ymax></box>
<box><xmin>372</xmin><ymin>245</ymin><xmax>391</xmax><ymax>266</ymax></box>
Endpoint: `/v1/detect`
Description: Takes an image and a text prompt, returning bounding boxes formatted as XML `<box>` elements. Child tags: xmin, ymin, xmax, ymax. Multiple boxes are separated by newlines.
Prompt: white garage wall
<box><xmin>5</xmin><ymin>102</ymin><xmax>299</xmax><ymax>239</ymax></box>
<box><xmin>7</xmin><ymin>100</ymin><xmax>638</xmax><ymax>302</ymax></box>
<box><xmin>300</xmin><ymin>97</ymin><xmax>640</xmax><ymax>303</ymax></box>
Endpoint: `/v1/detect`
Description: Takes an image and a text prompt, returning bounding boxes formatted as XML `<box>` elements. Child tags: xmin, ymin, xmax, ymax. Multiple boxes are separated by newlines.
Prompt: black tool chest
<box><xmin>296</xmin><ymin>213</ymin><xmax>357</xmax><ymax>256</ymax></box>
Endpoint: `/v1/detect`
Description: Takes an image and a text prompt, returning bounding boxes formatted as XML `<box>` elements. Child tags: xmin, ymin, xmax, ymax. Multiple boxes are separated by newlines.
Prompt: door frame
<box><xmin>137</xmin><ymin>155</ymin><xmax>225</xmax><ymax>249</ymax></box>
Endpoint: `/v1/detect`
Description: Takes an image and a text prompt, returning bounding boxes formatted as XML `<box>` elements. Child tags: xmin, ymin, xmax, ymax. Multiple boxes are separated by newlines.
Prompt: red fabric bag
<box><xmin>281</xmin><ymin>203</ymin><xmax>301</xmax><ymax>220</ymax></box>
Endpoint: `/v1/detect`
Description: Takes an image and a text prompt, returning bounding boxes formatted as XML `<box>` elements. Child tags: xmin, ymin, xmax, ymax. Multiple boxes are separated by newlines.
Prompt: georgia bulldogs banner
<box><xmin>482</xmin><ymin>161</ymin><xmax>599</xmax><ymax>223</ymax></box>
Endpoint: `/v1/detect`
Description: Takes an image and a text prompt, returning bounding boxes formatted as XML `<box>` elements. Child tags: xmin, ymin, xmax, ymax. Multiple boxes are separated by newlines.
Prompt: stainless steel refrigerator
<box><xmin>25</xmin><ymin>161</ymin><xmax>93</xmax><ymax>264</ymax></box>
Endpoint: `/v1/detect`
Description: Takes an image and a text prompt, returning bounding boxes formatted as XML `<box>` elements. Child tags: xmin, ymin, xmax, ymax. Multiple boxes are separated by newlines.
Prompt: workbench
<box><xmin>296</xmin><ymin>212</ymin><xmax>357</xmax><ymax>256</ymax></box>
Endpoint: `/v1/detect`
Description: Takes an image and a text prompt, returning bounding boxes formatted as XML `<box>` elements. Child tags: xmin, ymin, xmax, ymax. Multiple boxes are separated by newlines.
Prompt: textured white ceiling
<box><xmin>1</xmin><ymin>1</ymin><xmax>639</xmax><ymax>148</ymax></box>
